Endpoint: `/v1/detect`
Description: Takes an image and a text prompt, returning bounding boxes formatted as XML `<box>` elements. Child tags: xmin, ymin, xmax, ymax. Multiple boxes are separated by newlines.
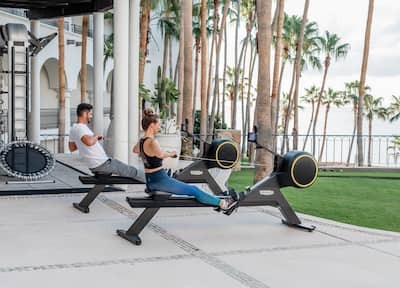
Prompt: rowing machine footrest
<box><xmin>116</xmin><ymin>229</ymin><xmax>142</xmax><ymax>245</ymax></box>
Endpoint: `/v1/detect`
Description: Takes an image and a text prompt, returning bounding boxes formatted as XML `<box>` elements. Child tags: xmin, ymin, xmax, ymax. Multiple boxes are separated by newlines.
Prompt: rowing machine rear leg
<box><xmin>73</xmin><ymin>184</ymin><xmax>106</xmax><ymax>214</ymax></box>
<box><xmin>281</xmin><ymin>220</ymin><xmax>316</xmax><ymax>232</ymax></box>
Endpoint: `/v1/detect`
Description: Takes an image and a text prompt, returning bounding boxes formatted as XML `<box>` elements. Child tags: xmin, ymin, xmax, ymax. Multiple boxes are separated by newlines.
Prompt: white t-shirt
<box><xmin>69</xmin><ymin>123</ymin><xmax>109</xmax><ymax>168</ymax></box>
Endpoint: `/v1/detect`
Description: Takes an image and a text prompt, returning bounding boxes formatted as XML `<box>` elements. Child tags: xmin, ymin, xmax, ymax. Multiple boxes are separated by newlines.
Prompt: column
<box><xmin>112</xmin><ymin>0</ymin><xmax>130</xmax><ymax>162</ymax></box>
<box><xmin>93</xmin><ymin>12</ymin><xmax>104</xmax><ymax>135</ymax></box>
<box><xmin>128</xmin><ymin>0</ymin><xmax>140</xmax><ymax>165</ymax></box>
<box><xmin>29</xmin><ymin>20</ymin><xmax>40</xmax><ymax>143</ymax></box>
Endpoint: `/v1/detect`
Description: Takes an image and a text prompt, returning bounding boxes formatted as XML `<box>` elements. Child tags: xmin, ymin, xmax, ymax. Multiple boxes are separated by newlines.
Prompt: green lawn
<box><xmin>228</xmin><ymin>169</ymin><xmax>400</xmax><ymax>232</ymax></box>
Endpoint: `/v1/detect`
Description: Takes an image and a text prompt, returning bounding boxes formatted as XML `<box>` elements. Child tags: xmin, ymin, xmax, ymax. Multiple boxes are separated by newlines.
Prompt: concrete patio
<box><xmin>0</xmin><ymin>185</ymin><xmax>399</xmax><ymax>288</ymax></box>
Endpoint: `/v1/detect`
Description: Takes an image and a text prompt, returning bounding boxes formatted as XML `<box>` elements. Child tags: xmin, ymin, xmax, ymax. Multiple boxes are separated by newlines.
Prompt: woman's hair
<box><xmin>142</xmin><ymin>108</ymin><xmax>160</xmax><ymax>130</ymax></box>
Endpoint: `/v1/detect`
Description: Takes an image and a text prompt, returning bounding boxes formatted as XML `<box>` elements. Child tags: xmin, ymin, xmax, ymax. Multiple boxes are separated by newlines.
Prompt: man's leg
<box><xmin>98</xmin><ymin>159</ymin><xmax>144</xmax><ymax>179</ymax></box>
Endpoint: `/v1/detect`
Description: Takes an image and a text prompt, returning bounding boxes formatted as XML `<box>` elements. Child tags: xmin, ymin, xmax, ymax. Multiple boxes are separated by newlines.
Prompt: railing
<box><xmin>0</xmin><ymin>8</ymin><xmax>26</xmax><ymax>18</ymax></box>
<box><xmin>39</xmin><ymin>132</ymin><xmax>400</xmax><ymax>168</ymax></box>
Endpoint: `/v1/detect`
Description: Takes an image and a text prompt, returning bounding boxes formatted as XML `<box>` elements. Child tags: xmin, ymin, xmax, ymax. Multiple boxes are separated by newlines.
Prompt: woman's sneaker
<box><xmin>220</xmin><ymin>197</ymin><xmax>239</xmax><ymax>215</ymax></box>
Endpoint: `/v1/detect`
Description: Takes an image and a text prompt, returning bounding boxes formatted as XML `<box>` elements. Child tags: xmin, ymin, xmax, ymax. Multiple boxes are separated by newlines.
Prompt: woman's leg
<box><xmin>149</xmin><ymin>175</ymin><xmax>221</xmax><ymax>206</ymax></box>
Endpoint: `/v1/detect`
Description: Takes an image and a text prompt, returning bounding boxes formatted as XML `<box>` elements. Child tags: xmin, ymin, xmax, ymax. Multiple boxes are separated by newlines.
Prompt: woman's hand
<box><xmin>167</xmin><ymin>151</ymin><xmax>178</xmax><ymax>158</ymax></box>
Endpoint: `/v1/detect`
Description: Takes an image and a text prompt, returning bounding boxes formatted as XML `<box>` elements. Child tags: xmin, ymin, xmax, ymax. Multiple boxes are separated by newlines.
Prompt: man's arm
<box><xmin>81</xmin><ymin>134</ymin><xmax>103</xmax><ymax>146</ymax></box>
<box><xmin>68</xmin><ymin>141</ymin><xmax>78</xmax><ymax>152</ymax></box>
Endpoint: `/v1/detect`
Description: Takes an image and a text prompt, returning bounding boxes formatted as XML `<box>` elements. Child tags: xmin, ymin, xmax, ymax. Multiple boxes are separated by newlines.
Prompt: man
<box><xmin>69</xmin><ymin>103</ymin><xmax>144</xmax><ymax>180</ymax></box>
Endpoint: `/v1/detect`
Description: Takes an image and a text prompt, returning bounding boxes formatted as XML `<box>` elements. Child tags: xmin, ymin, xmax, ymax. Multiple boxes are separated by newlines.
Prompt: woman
<box><xmin>133</xmin><ymin>109</ymin><xmax>238</xmax><ymax>214</ymax></box>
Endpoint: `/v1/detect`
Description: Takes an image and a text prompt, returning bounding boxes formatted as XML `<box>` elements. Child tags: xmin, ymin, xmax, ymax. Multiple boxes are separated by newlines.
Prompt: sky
<box><xmin>284</xmin><ymin>0</ymin><xmax>400</xmax><ymax>106</ymax></box>
<box><xmin>222</xmin><ymin>0</ymin><xmax>400</xmax><ymax>136</ymax></box>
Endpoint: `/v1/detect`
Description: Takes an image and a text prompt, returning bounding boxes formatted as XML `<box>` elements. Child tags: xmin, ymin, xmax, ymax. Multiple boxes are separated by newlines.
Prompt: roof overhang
<box><xmin>0</xmin><ymin>0</ymin><xmax>112</xmax><ymax>20</ymax></box>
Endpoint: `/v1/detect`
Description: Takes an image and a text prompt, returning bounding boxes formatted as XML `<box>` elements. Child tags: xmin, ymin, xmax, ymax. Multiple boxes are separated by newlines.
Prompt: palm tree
<box><xmin>312</xmin><ymin>31</ymin><xmax>349</xmax><ymax>156</ymax></box>
<box><xmin>177</xmin><ymin>0</ymin><xmax>185</xmax><ymax>126</ymax></box>
<box><xmin>209</xmin><ymin>0</ymin><xmax>231</xmax><ymax>136</ymax></box>
<box><xmin>357</xmin><ymin>0</ymin><xmax>375</xmax><ymax>167</ymax></box>
<box><xmin>364</xmin><ymin>94</ymin><xmax>386</xmax><ymax>167</ymax></box>
<box><xmin>292</xmin><ymin>0</ymin><xmax>309</xmax><ymax>150</ymax></box>
<box><xmin>271</xmin><ymin>0</ymin><xmax>285</xmax><ymax>152</ymax></box>
<box><xmin>254</xmin><ymin>0</ymin><xmax>273</xmax><ymax>182</ymax></box>
<box><xmin>343</xmin><ymin>81</ymin><xmax>359</xmax><ymax>166</ymax></box>
<box><xmin>57</xmin><ymin>18</ymin><xmax>66</xmax><ymax>153</ymax></box>
<box><xmin>200</xmin><ymin>0</ymin><xmax>208</xmax><ymax>151</ymax></box>
<box><xmin>388</xmin><ymin>95</ymin><xmax>400</xmax><ymax>122</ymax></box>
<box><xmin>388</xmin><ymin>136</ymin><xmax>400</xmax><ymax>166</ymax></box>
<box><xmin>301</xmin><ymin>85</ymin><xmax>319</xmax><ymax>150</ymax></box>
<box><xmin>139</xmin><ymin>0</ymin><xmax>152</xmax><ymax>84</ymax></box>
<box><xmin>181</xmin><ymin>0</ymin><xmax>193</xmax><ymax>156</ymax></box>
<box><xmin>318</xmin><ymin>88</ymin><xmax>344</xmax><ymax>162</ymax></box>
<box><xmin>81</xmin><ymin>15</ymin><xmax>89</xmax><ymax>103</ymax></box>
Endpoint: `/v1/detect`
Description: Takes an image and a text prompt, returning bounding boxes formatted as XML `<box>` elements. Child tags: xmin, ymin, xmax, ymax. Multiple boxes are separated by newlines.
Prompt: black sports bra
<box><xmin>139</xmin><ymin>137</ymin><xmax>163</xmax><ymax>169</ymax></box>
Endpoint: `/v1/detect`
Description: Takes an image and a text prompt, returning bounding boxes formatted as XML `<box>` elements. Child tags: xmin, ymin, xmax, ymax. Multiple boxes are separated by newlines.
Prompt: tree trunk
<box><xmin>254</xmin><ymin>0</ymin><xmax>273</xmax><ymax>182</ymax></box>
<box><xmin>162</xmin><ymin>34</ymin><xmax>169</xmax><ymax>80</ymax></box>
<box><xmin>209</xmin><ymin>0</ymin><xmax>230</xmax><ymax>136</ymax></box>
<box><xmin>274</xmin><ymin>58</ymin><xmax>286</xmax><ymax>152</ymax></box>
<box><xmin>200</xmin><ymin>0</ymin><xmax>208</xmax><ymax>154</ymax></box>
<box><xmin>139</xmin><ymin>0</ymin><xmax>151</xmax><ymax>84</ymax></box>
<box><xmin>192</xmin><ymin>38</ymin><xmax>200</xmax><ymax>127</ymax></box>
<box><xmin>169</xmin><ymin>36</ymin><xmax>173</xmax><ymax>79</ymax></box>
<box><xmin>280</xmin><ymin>64</ymin><xmax>296</xmax><ymax>154</ymax></box>
<box><xmin>177</xmin><ymin>0</ymin><xmax>185</xmax><ymax>127</ymax></box>
<box><xmin>240</xmin><ymin>41</ymin><xmax>249</xmax><ymax>159</ymax></box>
<box><xmin>292</xmin><ymin>0</ymin><xmax>309</xmax><ymax>150</ymax></box>
<box><xmin>233</xmin><ymin>0</ymin><xmax>240</xmax><ymax>129</ymax></box>
<box><xmin>346</xmin><ymin>105</ymin><xmax>357</xmax><ymax>166</ymax></box>
<box><xmin>318</xmin><ymin>104</ymin><xmax>330</xmax><ymax>162</ymax></box>
<box><xmin>81</xmin><ymin>15</ymin><xmax>89</xmax><ymax>103</ymax></box>
<box><xmin>182</xmin><ymin>0</ymin><xmax>193</xmax><ymax>157</ymax></box>
<box><xmin>243</xmin><ymin>46</ymin><xmax>257</xmax><ymax>159</ymax></box>
<box><xmin>368</xmin><ymin>118</ymin><xmax>372</xmax><ymax>167</ymax></box>
<box><xmin>57</xmin><ymin>18</ymin><xmax>66</xmax><ymax>153</ymax></box>
<box><xmin>357</xmin><ymin>0</ymin><xmax>374</xmax><ymax>167</ymax></box>
<box><xmin>302</xmin><ymin>100</ymin><xmax>314</xmax><ymax>150</ymax></box>
<box><xmin>312</xmin><ymin>59</ymin><xmax>330</xmax><ymax>157</ymax></box>
<box><xmin>206</xmin><ymin>1</ymin><xmax>219</xmax><ymax>115</ymax></box>
<box><xmin>271</xmin><ymin>0</ymin><xmax>285</xmax><ymax>153</ymax></box>
<box><xmin>222</xmin><ymin>22</ymin><xmax>228</xmax><ymax>125</ymax></box>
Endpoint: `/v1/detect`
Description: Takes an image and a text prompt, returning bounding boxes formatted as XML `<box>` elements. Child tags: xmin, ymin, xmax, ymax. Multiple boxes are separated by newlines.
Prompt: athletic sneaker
<box><xmin>220</xmin><ymin>197</ymin><xmax>239</xmax><ymax>215</ymax></box>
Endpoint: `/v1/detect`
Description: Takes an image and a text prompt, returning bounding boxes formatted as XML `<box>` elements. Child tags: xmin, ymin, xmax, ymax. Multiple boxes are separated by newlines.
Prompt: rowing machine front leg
<box><xmin>73</xmin><ymin>184</ymin><xmax>106</xmax><ymax>213</ymax></box>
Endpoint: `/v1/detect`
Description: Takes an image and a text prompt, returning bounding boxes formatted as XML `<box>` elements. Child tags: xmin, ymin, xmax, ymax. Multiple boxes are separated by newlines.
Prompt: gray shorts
<box><xmin>90</xmin><ymin>158</ymin><xmax>145</xmax><ymax>180</ymax></box>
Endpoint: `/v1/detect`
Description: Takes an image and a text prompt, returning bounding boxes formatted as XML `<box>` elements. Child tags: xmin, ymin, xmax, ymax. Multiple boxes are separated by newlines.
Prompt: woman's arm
<box><xmin>133</xmin><ymin>142</ymin><xmax>140</xmax><ymax>154</ymax></box>
<box><xmin>149</xmin><ymin>139</ymin><xmax>176</xmax><ymax>159</ymax></box>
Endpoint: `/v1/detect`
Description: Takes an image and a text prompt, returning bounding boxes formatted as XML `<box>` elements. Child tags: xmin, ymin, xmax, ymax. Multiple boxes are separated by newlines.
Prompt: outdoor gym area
<box><xmin>0</xmin><ymin>0</ymin><xmax>399</xmax><ymax>287</ymax></box>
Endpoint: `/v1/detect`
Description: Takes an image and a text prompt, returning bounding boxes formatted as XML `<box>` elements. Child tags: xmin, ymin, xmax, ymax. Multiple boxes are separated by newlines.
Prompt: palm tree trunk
<box><xmin>280</xmin><ymin>64</ymin><xmax>296</xmax><ymax>154</ymax></box>
<box><xmin>292</xmin><ymin>0</ymin><xmax>309</xmax><ymax>150</ymax></box>
<box><xmin>368</xmin><ymin>118</ymin><xmax>372</xmax><ymax>167</ymax></box>
<box><xmin>254</xmin><ymin>0</ymin><xmax>273</xmax><ymax>182</ymax></box>
<box><xmin>206</xmin><ymin>1</ymin><xmax>219</xmax><ymax>115</ymax></box>
<box><xmin>318</xmin><ymin>104</ymin><xmax>330</xmax><ymax>162</ymax></box>
<box><xmin>57</xmin><ymin>18</ymin><xmax>66</xmax><ymax>153</ymax></box>
<box><xmin>162</xmin><ymin>34</ymin><xmax>169</xmax><ymax>80</ymax></box>
<box><xmin>240</xmin><ymin>42</ymin><xmax>249</xmax><ymax>159</ymax></box>
<box><xmin>302</xmin><ymin>100</ymin><xmax>314</xmax><ymax>150</ymax></box>
<box><xmin>243</xmin><ymin>46</ymin><xmax>256</xmax><ymax>159</ymax></box>
<box><xmin>200</xmin><ymin>0</ymin><xmax>208</xmax><ymax>154</ymax></box>
<box><xmin>274</xmin><ymin>58</ymin><xmax>286</xmax><ymax>152</ymax></box>
<box><xmin>233</xmin><ymin>0</ymin><xmax>240</xmax><ymax>129</ymax></box>
<box><xmin>182</xmin><ymin>0</ymin><xmax>193</xmax><ymax>157</ymax></box>
<box><xmin>346</xmin><ymin>106</ymin><xmax>357</xmax><ymax>166</ymax></box>
<box><xmin>169</xmin><ymin>36</ymin><xmax>173</xmax><ymax>79</ymax></box>
<box><xmin>312</xmin><ymin>60</ymin><xmax>330</xmax><ymax>157</ymax></box>
<box><xmin>271</xmin><ymin>0</ymin><xmax>285</xmax><ymax>153</ymax></box>
<box><xmin>193</xmin><ymin>37</ymin><xmax>201</xmax><ymax>127</ymax></box>
<box><xmin>81</xmin><ymin>15</ymin><xmax>89</xmax><ymax>103</ymax></box>
<box><xmin>192</xmin><ymin>39</ymin><xmax>200</xmax><ymax>127</ymax></box>
<box><xmin>177</xmin><ymin>1</ymin><xmax>185</xmax><ymax>127</ymax></box>
<box><xmin>222</xmin><ymin>21</ymin><xmax>228</xmax><ymax>125</ymax></box>
<box><xmin>209</xmin><ymin>0</ymin><xmax>230</xmax><ymax>136</ymax></box>
<box><xmin>358</xmin><ymin>0</ymin><xmax>374</xmax><ymax>167</ymax></box>
<box><xmin>139</xmin><ymin>0</ymin><xmax>151</xmax><ymax>84</ymax></box>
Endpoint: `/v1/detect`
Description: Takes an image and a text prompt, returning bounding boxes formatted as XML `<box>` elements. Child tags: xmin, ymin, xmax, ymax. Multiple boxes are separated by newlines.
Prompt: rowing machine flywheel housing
<box><xmin>276</xmin><ymin>150</ymin><xmax>318</xmax><ymax>188</ymax></box>
<box><xmin>205</xmin><ymin>139</ymin><xmax>239</xmax><ymax>169</ymax></box>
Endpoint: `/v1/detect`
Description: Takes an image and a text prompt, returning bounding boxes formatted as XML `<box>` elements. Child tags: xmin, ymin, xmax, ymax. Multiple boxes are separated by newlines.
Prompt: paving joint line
<box><xmin>99</xmin><ymin>195</ymin><xmax>271</xmax><ymax>288</ymax></box>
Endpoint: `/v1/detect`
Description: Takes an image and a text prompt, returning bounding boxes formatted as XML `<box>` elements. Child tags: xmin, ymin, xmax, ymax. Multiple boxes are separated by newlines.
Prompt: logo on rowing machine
<box><xmin>259</xmin><ymin>190</ymin><xmax>274</xmax><ymax>196</ymax></box>
<box><xmin>190</xmin><ymin>170</ymin><xmax>204</xmax><ymax>176</ymax></box>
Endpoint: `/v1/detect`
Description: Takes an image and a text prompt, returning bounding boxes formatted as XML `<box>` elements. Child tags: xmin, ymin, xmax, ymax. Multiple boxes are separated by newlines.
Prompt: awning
<box><xmin>0</xmin><ymin>0</ymin><xmax>112</xmax><ymax>20</ymax></box>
